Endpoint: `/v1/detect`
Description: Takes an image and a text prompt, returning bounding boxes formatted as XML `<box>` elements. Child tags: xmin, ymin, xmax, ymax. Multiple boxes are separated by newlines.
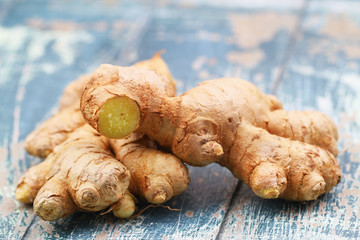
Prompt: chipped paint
<box><xmin>27</xmin><ymin>18</ymin><xmax>108</xmax><ymax>32</ymax></box>
<box><xmin>343</xmin><ymin>45</ymin><xmax>360</xmax><ymax>59</ymax></box>
<box><xmin>228</xmin><ymin>12</ymin><xmax>296</xmax><ymax>49</ymax></box>
<box><xmin>0</xmin><ymin>25</ymin><xmax>93</xmax><ymax>86</ymax></box>
<box><xmin>321</xmin><ymin>15</ymin><xmax>360</xmax><ymax>41</ymax></box>
<box><xmin>192</xmin><ymin>56</ymin><xmax>207</xmax><ymax>71</ymax></box>
<box><xmin>308</xmin><ymin>39</ymin><xmax>360</xmax><ymax>61</ymax></box>
<box><xmin>308</xmin><ymin>14</ymin><xmax>360</xmax><ymax>61</ymax></box>
<box><xmin>191</xmin><ymin>56</ymin><xmax>219</xmax><ymax>81</ymax></box>
<box><xmin>307</xmin><ymin>39</ymin><xmax>340</xmax><ymax>63</ymax></box>
<box><xmin>347</xmin><ymin>62</ymin><xmax>359</xmax><ymax>70</ymax></box>
<box><xmin>0</xmin><ymin>140</ymin><xmax>9</xmax><ymax>190</ymax></box>
<box><xmin>198</xmin><ymin>69</ymin><xmax>211</xmax><ymax>79</ymax></box>
<box><xmin>196</xmin><ymin>30</ymin><xmax>221</xmax><ymax>42</ymax></box>
<box><xmin>226</xmin><ymin>49</ymin><xmax>265</xmax><ymax>69</ymax></box>
<box><xmin>167</xmin><ymin>0</ymin><xmax>303</xmax><ymax>9</ymax></box>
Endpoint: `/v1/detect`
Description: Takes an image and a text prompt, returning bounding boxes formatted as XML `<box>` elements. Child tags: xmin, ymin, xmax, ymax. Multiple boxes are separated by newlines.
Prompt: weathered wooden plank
<box><xmin>0</xmin><ymin>1</ymin><xmax>36</xmax><ymax>239</ymax></box>
<box><xmin>219</xmin><ymin>1</ymin><xmax>360</xmax><ymax>239</ymax></box>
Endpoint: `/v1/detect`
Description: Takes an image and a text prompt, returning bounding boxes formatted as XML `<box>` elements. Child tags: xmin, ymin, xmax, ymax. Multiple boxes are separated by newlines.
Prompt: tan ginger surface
<box><xmin>17</xmin><ymin>125</ymin><xmax>131</xmax><ymax>221</ymax></box>
<box><xmin>25</xmin><ymin>106</ymin><xmax>85</xmax><ymax>158</ymax></box>
<box><xmin>110</xmin><ymin>134</ymin><xmax>189</xmax><ymax>204</ymax></box>
<box><xmin>81</xmin><ymin>66</ymin><xmax>341</xmax><ymax>201</ymax></box>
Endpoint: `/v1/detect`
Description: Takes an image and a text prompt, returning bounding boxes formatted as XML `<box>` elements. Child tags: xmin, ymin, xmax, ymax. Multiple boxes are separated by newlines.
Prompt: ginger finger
<box><xmin>58</xmin><ymin>51</ymin><xmax>175</xmax><ymax>111</ymax></box>
<box><xmin>110</xmin><ymin>133</ymin><xmax>189</xmax><ymax>204</ymax></box>
<box><xmin>34</xmin><ymin>176</ymin><xmax>76</xmax><ymax>221</ymax></box>
<box><xmin>268</xmin><ymin>110</ymin><xmax>339</xmax><ymax>156</ymax></box>
<box><xmin>111</xmin><ymin>191</ymin><xmax>137</xmax><ymax>218</ymax></box>
<box><xmin>25</xmin><ymin>107</ymin><xmax>85</xmax><ymax>158</ymax></box>
<box><xmin>225</xmin><ymin>122</ymin><xmax>341</xmax><ymax>200</ymax></box>
<box><xmin>249</xmin><ymin>162</ymin><xmax>287</xmax><ymax>199</ymax></box>
<box><xmin>15</xmin><ymin>153</ymin><xmax>57</xmax><ymax>204</ymax></box>
<box><xmin>29</xmin><ymin>125</ymin><xmax>130</xmax><ymax>221</ymax></box>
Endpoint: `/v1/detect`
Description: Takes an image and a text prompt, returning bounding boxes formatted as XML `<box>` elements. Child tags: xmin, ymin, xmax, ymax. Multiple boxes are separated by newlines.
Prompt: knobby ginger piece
<box><xmin>81</xmin><ymin>66</ymin><xmax>341</xmax><ymax>201</ymax></box>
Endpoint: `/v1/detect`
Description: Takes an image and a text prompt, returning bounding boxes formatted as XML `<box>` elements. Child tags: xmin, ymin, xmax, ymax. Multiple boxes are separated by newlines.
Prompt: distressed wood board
<box><xmin>0</xmin><ymin>0</ymin><xmax>359</xmax><ymax>239</ymax></box>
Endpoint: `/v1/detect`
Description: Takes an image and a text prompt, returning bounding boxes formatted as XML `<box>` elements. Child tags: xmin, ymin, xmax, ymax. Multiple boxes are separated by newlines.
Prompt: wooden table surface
<box><xmin>0</xmin><ymin>0</ymin><xmax>359</xmax><ymax>239</ymax></box>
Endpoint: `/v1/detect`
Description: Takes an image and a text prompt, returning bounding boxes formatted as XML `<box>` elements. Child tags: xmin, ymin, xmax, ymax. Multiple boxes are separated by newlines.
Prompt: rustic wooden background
<box><xmin>0</xmin><ymin>0</ymin><xmax>359</xmax><ymax>239</ymax></box>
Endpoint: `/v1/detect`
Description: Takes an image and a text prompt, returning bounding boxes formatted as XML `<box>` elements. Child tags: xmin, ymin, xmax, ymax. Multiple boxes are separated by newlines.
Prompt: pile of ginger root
<box><xmin>16</xmin><ymin>52</ymin><xmax>341</xmax><ymax>221</ymax></box>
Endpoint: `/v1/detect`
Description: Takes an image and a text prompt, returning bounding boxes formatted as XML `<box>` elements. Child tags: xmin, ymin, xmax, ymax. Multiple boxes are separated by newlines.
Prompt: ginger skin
<box><xmin>18</xmin><ymin>125</ymin><xmax>131</xmax><ymax>221</ymax></box>
<box><xmin>81</xmin><ymin>66</ymin><xmax>341</xmax><ymax>201</ymax></box>
<box><xmin>25</xmin><ymin>107</ymin><xmax>85</xmax><ymax>158</ymax></box>
<box><xmin>110</xmin><ymin>134</ymin><xmax>189</xmax><ymax>204</ymax></box>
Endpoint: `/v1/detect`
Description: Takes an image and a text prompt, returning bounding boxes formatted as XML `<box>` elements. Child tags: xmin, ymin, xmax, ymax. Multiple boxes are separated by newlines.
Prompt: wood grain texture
<box><xmin>0</xmin><ymin>0</ymin><xmax>358</xmax><ymax>239</ymax></box>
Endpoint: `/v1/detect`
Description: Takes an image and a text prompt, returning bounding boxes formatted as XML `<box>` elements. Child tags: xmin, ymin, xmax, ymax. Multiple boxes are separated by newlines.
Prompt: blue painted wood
<box><xmin>0</xmin><ymin>0</ymin><xmax>358</xmax><ymax>239</ymax></box>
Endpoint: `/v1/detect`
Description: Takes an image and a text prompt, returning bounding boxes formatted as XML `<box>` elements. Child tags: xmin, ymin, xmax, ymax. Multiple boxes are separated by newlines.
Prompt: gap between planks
<box><xmin>215</xmin><ymin>2</ymin><xmax>311</xmax><ymax>238</ymax></box>
<box><xmin>271</xmin><ymin>0</ymin><xmax>310</xmax><ymax>95</ymax></box>
<box><xmin>215</xmin><ymin>181</ymin><xmax>243</xmax><ymax>240</ymax></box>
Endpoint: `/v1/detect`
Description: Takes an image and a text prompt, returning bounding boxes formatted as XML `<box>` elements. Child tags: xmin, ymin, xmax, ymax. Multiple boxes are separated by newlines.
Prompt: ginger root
<box><xmin>17</xmin><ymin>53</ymin><xmax>189</xmax><ymax>220</ymax></box>
<box><xmin>110</xmin><ymin>134</ymin><xmax>189</xmax><ymax>204</ymax></box>
<box><xmin>111</xmin><ymin>191</ymin><xmax>137</xmax><ymax>218</ymax></box>
<box><xmin>81</xmin><ymin>66</ymin><xmax>341</xmax><ymax>201</ymax></box>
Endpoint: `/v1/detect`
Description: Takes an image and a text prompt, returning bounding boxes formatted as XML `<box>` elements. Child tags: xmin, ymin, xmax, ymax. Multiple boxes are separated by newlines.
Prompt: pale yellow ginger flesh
<box><xmin>15</xmin><ymin>153</ymin><xmax>58</xmax><ymax>204</ymax></box>
<box><xmin>15</xmin><ymin>183</ymin><xmax>32</xmax><ymax>204</ymax></box>
<box><xmin>98</xmin><ymin>96</ymin><xmax>140</xmax><ymax>139</ymax></box>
